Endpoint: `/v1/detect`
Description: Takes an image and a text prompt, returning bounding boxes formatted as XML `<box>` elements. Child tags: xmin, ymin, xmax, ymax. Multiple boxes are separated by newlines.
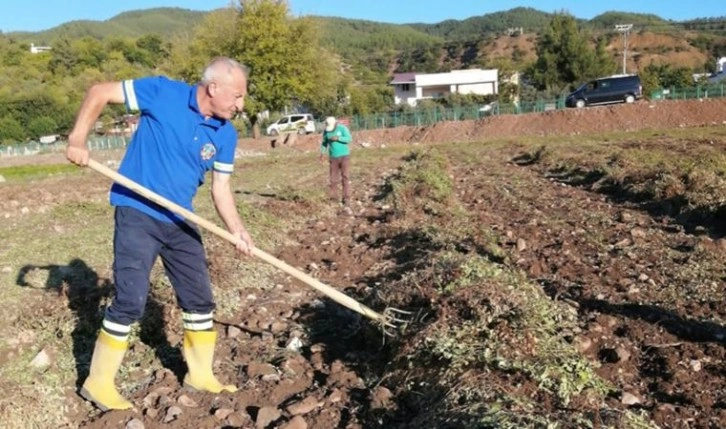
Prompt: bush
<box><xmin>27</xmin><ymin>116</ymin><xmax>58</xmax><ymax>139</ymax></box>
<box><xmin>0</xmin><ymin>116</ymin><xmax>25</xmax><ymax>143</ymax></box>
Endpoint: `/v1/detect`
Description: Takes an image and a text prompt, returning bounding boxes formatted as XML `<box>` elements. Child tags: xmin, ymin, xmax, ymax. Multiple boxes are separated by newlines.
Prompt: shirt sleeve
<box><xmin>122</xmin><ymin>76</ymin><xmax>166</xmax><ymax>112</ymax></box>
<box><xmin>337</xmin><ymin>125</ymin><xmax>352</xmax><ymax>144</ymax></box>
<box><xmin>213</xmin><ymin>125</ymin><xmax>238</xmax><ymax>174</ymax></box>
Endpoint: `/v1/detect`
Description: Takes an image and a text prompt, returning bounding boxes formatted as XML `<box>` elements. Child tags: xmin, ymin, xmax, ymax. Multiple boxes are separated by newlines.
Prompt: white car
<box><xmin>266</xmin><ymin>114</ymin><xmax>316</xmax><ymax>136</ymax></box>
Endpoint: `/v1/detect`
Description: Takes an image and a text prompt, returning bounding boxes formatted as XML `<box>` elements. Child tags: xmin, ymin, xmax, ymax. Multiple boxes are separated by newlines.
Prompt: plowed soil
<box><xmin>2</xmin><ymin>98</ymin><xmax>726</xmax><ymax>429</ymax></box>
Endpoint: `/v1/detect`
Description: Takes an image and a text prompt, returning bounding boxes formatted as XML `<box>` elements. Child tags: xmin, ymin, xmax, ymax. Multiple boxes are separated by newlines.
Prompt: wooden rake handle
<box><xmin>87</xmin><ymin>159</ymin><xmax>387</xmax><ymax>325</ymax></box>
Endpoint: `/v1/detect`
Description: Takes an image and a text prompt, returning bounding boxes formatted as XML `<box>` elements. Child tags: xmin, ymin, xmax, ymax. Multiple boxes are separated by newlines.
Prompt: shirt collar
<box><xmin>188</xmin><ymin>86</ymin><xmax>225</xmax><ymax>129</ymax></box>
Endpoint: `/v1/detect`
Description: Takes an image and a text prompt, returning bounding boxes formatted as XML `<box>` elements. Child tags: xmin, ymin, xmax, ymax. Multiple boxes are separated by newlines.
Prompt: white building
<box><xmin>390</xmin><ymin>69</ymin><xmax>499</xmax><ymax>107</ymax></box>
<box><xmin>717</xmin><ymin>57</ymin><xmax>726</xmax><ymax>74</ymax></box>
<box><xmin>29</xmin><ymin>43</ymin><xmax>52</xmax><ymax>54</ymax></box>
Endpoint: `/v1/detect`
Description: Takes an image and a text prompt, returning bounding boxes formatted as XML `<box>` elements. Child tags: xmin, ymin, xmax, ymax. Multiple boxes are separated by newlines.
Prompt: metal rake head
<box><xmin>380</xmin><ymin>307</ymin><xmax>414</xmax><ymax>336</ymax></box>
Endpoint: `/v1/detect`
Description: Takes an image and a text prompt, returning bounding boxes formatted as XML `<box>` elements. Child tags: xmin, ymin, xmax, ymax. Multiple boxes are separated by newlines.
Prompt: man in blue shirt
<box><xmin>66</xmin><ymin>57</ymin><xmax>253</xmax><ymax>411</ymax></box>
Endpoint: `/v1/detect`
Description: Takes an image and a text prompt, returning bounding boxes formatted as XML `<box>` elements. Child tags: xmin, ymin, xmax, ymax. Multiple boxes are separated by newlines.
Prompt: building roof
<box><xmin>390</xmin><ymin>72</ymin><xmax>416</xmax><ymax>84</ymax></box>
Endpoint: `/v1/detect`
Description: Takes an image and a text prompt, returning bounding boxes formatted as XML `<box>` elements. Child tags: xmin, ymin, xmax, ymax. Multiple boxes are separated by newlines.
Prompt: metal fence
<box><xmin>347</xmin><ymin>98</ymin><xmax>567</xmax><ymax>131</ymax></box>
<box><xmin>0</xmin><ymin>135</ymin><xmax>130</xmax><ymax>158</ymax></box>
<box><xmin>651</xmin><ymin>83</ymin><xmax>726</xmax><ymax>100</ymax></box>
<box><xmin>346</xmin><ymin>83</ymin><xmax>726</xmax><ymax>132</ymax></box>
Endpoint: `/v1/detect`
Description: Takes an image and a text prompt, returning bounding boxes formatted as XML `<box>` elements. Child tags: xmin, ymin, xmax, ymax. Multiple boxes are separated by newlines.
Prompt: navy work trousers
<box><xmin>105</xmin><ymin>206</ymin><xmax>215</xmax><ymax>326</ymax></box>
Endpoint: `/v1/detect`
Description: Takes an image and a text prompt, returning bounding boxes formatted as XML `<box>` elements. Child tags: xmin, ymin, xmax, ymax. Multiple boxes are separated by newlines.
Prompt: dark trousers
<box><xmin>328</xmin><ymin>155</ymin><xmax>350</xmax><ymax>204</ymax></box>
<box><xmin>105</xmin><ymin>206</ymin><xmax>214</xmax><ymax>326</ymax></box>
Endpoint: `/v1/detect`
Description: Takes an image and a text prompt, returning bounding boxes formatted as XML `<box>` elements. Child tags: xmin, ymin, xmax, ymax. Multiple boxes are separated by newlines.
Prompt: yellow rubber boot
<box><xmin>183</xmin><ymin>330</ymin><xmax>237</xmax><ymax>393</ymax></box>
<box><xmin>80</xmin><ymin>331</ymin><xmax>133</xmax><ymax>411</ymax></box>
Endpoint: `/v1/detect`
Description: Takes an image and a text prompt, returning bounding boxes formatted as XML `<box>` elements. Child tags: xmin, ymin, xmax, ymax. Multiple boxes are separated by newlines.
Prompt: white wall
<box><xmin>718</xmin><ymin>57</ymin><xmax>726</xmax><ymax>73</ymax></box>
<box><xmin>393</xmin><ymin>85</ymin><xmax>417</xmax><ymax>106</ymax></box>
<box><xmin>392</xmin><ymin>69</ymin><xmax>499</xmax><ymax>105</ymax></box>
<box><xmin>456</xmin><ymin>83</ymin><xmax>496</xmax><ymax>95</ymax></box>
<box><xmin>416</xmin><ymin>69</ymin><xmax>498</xmax><ymax>87</ymax></box>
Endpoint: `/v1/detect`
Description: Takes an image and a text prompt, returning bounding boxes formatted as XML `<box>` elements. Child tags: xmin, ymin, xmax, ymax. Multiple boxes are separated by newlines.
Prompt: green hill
<box><xmin>4</xmin><ymin>6</ymin><xmax>725</xmax><ymax>84</ymax></box>
<box><xmin>313</xmin><ymin>17</ymin><xmax>443</xmax><ymax>52</ymax></box>
<box><xmin>7</xmin><ymin>8</ymin><xmax>209</xmax><ymax>43</ymax></box>
<box><xmin>588</xmin><ymin>11</ymin><xmax>673</xmax><ymax>30</ymax></box>
<box><xmin>408</xmin><ymin>7</ymin><xmax>559</xmax><ymax>39</ymax></box>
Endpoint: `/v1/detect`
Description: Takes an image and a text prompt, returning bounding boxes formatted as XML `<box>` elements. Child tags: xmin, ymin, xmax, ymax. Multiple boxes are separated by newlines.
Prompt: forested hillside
<box><xmin>0</xmin><ymin>3</ymin><xmax>724</xmax><ymax>143</ymax></box>
<box><xmin>408</xmin><ymin>7</ymin><xmax>557</xmax><ymax>39</ymax></box>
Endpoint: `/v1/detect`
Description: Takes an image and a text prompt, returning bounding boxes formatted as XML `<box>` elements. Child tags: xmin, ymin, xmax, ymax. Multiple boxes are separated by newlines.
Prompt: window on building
<box><xmin>401</xmin><ymin>84</ymin><xmax>411</xmax><ymax>91</ymax></box>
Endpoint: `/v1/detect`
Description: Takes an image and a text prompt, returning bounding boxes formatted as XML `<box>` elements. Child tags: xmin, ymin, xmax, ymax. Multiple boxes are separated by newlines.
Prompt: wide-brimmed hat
<box><xmin>324</xmin><ymin>116</ymin><xmax>336</xmax><ymax>132</ymax></box>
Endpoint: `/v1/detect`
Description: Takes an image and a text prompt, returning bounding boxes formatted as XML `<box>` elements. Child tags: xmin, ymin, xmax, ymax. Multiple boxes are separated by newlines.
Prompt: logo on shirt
<box><xmin>200</xmin><ymin>143</ymin><xmax>216</xmax><ymax>161</ymax></box>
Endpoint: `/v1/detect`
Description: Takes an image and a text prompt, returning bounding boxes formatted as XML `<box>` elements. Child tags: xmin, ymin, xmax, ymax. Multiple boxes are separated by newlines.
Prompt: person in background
<box><xmin>319</xmin><ymin>116</ymin><xmax>353</xmax><ymax>212</ymax></box>
<box><xmin>65</xmin><ymin>56</ymin><xmax>254</xmax><ymax>411</ymax></box>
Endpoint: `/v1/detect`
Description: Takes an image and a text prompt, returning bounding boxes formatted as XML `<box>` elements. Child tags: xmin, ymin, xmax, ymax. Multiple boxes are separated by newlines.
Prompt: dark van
<box><xmin>566</xmin><ymin>74</ymin><xmax>642</xmax><ymax>108</ymax></box>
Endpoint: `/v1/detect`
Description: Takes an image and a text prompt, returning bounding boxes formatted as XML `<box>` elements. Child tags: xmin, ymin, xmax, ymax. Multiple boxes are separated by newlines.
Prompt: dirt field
<box><xmin>1</xmin><ymin>99</ymin><xmax>725</xmax><ymax>429</ymax></box>
<box><xmin>240</xmin><ymin>98</ymin><xmax>726</xmax><ymax>152</ymax></box>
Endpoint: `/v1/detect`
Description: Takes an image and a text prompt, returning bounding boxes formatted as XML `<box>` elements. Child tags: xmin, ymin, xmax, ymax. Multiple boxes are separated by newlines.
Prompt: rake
<box><xmin>87</xmin><ymin>159</ymin><xmax>411</xmax><ymax>335</ymax></box>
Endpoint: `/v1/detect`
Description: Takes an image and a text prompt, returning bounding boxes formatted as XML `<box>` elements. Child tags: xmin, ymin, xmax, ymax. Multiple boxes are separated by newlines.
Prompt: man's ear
<box><xmin>207</xmin><ymin>82</ymin><xmax>217</xmax><ymax>97</ymax></box>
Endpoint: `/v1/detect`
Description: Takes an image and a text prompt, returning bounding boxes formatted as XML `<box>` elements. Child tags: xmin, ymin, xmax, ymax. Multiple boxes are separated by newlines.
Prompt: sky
<box><xmin>0</xmin><ymin>0</ymin><xmax>722</xmax><ymax>33</ymax></box>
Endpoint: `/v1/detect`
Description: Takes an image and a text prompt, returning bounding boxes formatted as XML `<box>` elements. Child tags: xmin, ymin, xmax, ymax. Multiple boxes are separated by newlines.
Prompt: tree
<box><xmin>27</xmin><ymin>116</ymin><xmax>58</xmax><ymax>139</ymax></box>
<box><xmin>529</xmin><ymin>14</ymin><xmax>616</xmax><ymax>92</ymax></box>
<box><xmin>165</xmin><ymin>1</ymin><xmax>346</xmax><ymax>138</ymax></box>
<box><xmin>640</xmin><ymin>63</ymin><xmax>696</xmax><ymax>96</ymax></box>
<box><xmin>136</xmin><ymin>34</ymin><xmax>169</xmax><ymax>67</ymax></box>
<box><xmin>230</xmin><ymin>0</ymin><xmax>325</xmax><ymax>135</ymax></box>
<box><xmin>0</xmin><ymin>115</ymin><xmax>25</xmax><ymax>143</ymax></box>
<box><xmin>48</xmin><ymin>38</ymin><xmax>78</xmax><ymax>75</ymax></box>
<box><xmin>348</xmin><ymin>85</ymin><xmax>392</xmax><ymax>116</ymax></box>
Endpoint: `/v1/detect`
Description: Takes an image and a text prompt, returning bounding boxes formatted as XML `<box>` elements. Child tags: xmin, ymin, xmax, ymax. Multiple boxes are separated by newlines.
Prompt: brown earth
<box><xmin>3</xmin><ymin>98</ymin><xmax>724</xmax><ymax>171</ymax></box>
<box><xmin>2</xmin><ymin>98</ymin><xmax>726</xmax><ymax>428</ymax></box>
<box><xmin>241</xmin><ymin>98</ymin><xmax>726</xmax><ymax>154</ymax></box>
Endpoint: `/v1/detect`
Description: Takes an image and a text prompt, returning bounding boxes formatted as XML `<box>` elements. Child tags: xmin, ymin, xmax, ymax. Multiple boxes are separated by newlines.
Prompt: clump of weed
<box><xmin>388</xmin><ymin>149</ymin><xmax>454</xmax><ymax>217</ymax></box>
<box><xmin>368</xmin><ymin>155</ymin><xmax>622</xmax><ymax>427</ymax></box>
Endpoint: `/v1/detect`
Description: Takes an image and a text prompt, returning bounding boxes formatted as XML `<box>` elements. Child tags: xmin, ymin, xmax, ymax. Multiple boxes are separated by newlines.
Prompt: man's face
<box><xmin>209</xmin><ymin>69</ymin><xmax>247</xmax><ymax>120</ymax></box>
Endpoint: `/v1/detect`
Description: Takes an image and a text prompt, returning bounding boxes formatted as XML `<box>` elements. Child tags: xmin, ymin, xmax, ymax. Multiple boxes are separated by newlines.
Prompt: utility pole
<box><xmin>614</xmin><ymin>24</ymin><xmax>633</xmax><ymax>75</ymax></box>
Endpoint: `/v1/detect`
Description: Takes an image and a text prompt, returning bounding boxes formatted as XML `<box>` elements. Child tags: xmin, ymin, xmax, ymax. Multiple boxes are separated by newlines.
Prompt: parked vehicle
<box><xmin>266</xmin><ymin>114</ymin><xmax>316</xmax><ymax>136</ymax></box>
<box><xmin>478</xmin><ymin>101</ymin><xmax>499</xmax><ymax>117</ymax></box>
<box><xmin>566</xmin><ymin>74</ymin><xmax>642</xmax><ymax>108</ymax></box>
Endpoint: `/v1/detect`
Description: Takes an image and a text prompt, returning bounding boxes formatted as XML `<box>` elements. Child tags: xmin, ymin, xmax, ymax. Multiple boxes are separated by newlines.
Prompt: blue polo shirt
<box><xmin>110</xmin><ymin>76</ymin><xmax>238</xmax><ymax>223</ymax></box>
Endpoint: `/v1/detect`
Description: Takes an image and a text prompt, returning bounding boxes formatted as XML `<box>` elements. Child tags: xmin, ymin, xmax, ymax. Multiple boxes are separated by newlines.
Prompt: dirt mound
<box><xmin>240</xmin><ymin>99</ymin><xmax>726</xmax><ymax>153</ymax></box>
<box><xmin>2</xmin><ymin>99</ymin><xmax>725</xmax><ymax>170</ymax></box>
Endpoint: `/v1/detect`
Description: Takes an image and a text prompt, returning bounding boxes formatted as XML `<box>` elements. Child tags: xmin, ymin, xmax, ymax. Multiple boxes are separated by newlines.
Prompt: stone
<box><xmin>621</xmin><ymin>392</ymin><xmax>641</xmax><ymax>405</ymax></box>
<box><xmin>615</xmin><ymin>346</ymin><xmax>631</xmax><ymax>362</ymax></box>
<box><xmin>256</xmin><ymin>406</ymin><xmax>282</xmax><ymax>429</ymax></box>
<box><xmin>286</xmin><ymin>396</ymin><xmax>322</xmax><ymax>416</ymax></box>
<box><xmin>125</xmin><ymin>418</ymin><xmax>144</xmax><ymax>429</ymax></box>
<box><xmin>29</xmin><ymin>349</ymin><xmax>51</xmax><ymax>369</ymax></box>
<box><xmin>177</xmin><ymin>394</ymin><xmax>199</xmax><ymax>408</ymax></box>
<box><xmin>247</xmin><ymin>363</ymin><xmax>277</xmax><ymax>378</ymax></box>
<box><xmin>574</xmin><ymin>336</ymin><xmax>593</xmax><ymax>353</ymax></box>
<box><xmin>214</xmin><ymin>408</ymin><xmax>234</xmax><ymax>420</ymax></box>
<box><xmin>163</xmin><ymin>406</ymin><xmax>183</xmax><ymax>423</ymax></box>
<box><xmin>516</xmin><ymin>238</ymin><xmax>527</xmax><ymax>252</ymax></box>
<box><xmin>227</xmin><ymin>325</ymin><xmax>243</xmax><ymax>339</ymax></box>
<box><xmin>281</xmin><ymin>416</ymin><xmax>308</xmax><ymax>429</ymax></box>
